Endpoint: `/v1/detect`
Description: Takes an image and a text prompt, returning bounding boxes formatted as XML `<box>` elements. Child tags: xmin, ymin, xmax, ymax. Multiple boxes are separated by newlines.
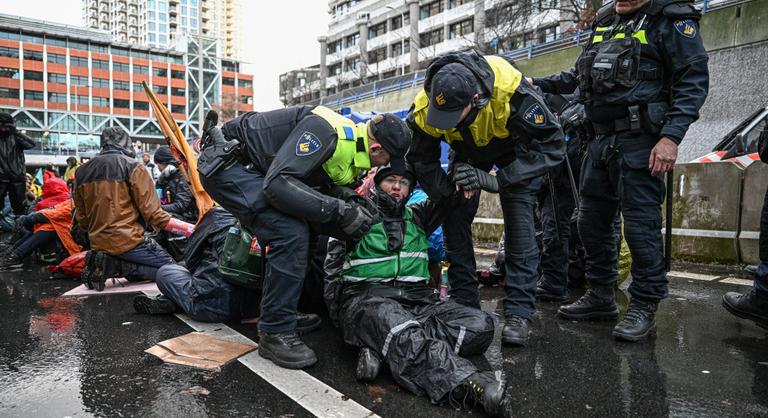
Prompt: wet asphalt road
<box><xmin>1</xmin><ymin>264</ymin><xmax>767</xmax><ymax>418</ymax></box>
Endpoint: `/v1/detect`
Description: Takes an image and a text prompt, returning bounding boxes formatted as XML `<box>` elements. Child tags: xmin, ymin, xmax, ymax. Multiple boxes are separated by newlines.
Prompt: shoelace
<box><xmin>280</xmin><ymin>332</ymin><xmax>304</xmax><ymax>348</ymax></box>
<box><xmin>575</xmin><ymin>290</ymin><xmax>604</xmax><ymax>305</ymax></box>
<box><xmin>623</xmin><ymin>305</ymin><xmax>652</xmax><ymax>324</ymax></box>
<box><xmin>506</xmin><ymin>316</ymin><xmax>527</xmax><ymax>327</ymax></box>
<box><xmin>448</xmin><ymin>383</ymin><xmax>480</xmax><ymax>411</ymax></box>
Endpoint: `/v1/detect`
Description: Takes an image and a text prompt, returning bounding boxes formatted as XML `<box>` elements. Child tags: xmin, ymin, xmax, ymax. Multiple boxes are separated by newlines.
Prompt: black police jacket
<box><xmin>533</xmin><ymin>0</ymin><xmax>709</xmax><ymax>143</ymax></box>
<box><xmin>0</xmin><ymin>131</ymin><xmax>35</xmax><ymax>181</ymax></box>
<box><xmin>156</xmin><ymin>166</ymin><xmax>198</xmax><ymax>223</ymax></box>
<box><xmin>220</xmin><ymin>107</ymin><xmax>348</xmax><ymax>225</ymax></box>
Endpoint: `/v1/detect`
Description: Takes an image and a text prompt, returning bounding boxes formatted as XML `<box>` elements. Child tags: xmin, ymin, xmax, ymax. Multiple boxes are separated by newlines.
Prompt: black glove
<box><xmin>453</xmin><ymin>163</ymin><xmax>499</xmax><ymax>193</ymax></box>
<box><xmin>338</xmin><ymin>203</ymin><xmax>375</xmax><ymax>241</ymax></box>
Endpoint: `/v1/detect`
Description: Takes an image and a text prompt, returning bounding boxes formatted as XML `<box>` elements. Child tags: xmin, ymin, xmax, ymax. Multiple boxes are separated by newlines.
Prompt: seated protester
<box><xmin>0</xmin><ymin>198</ymin><xmax>82</xmax><ymax>269</ymax></box>
<box><xmin>132</xmin><ymin>207</ymin><xmax>322</xmax><ymax>331</ymax></box>
<box><xmin>73</xmin><ymin>127</ymin><xmax>176</xmax><ymax>290</ymax></box>
<box><xmin>324</xmin><ymin>165</ymin><xmax>505</xmax><ymax>417</ymax></box>
<box><xmin>152</xmin><ymin>146</ymin><xmax>198</xmax><ymax>260</ymax></box>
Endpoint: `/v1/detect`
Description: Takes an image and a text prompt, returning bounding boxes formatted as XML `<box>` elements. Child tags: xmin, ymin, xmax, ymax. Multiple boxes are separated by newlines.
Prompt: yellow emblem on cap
<box><xmin>435</xmin><ymin>92</ymin><xmax>447</xmax><ymax>106</ymax></box>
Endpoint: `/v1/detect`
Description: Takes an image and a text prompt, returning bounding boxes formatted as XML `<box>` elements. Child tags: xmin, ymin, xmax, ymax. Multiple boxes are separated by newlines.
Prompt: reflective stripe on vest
<box><xmin>411</xmin><ymin>55</ymin><xmax>522</xmax><ymax>147</ymax></box>
<box><xmin>341</xmin><ymin>207</ymin><xmax>430</xmax><ymax>284</ymax></box>
<box><xmin>592</xmin><ymin>25</ymin><xmax>648</xmax><ymax>45</ymax></box>
<box><xmin>311</xmin><ymin>105</ymin><xmax>371</xmax><ymax>186</ymax></box>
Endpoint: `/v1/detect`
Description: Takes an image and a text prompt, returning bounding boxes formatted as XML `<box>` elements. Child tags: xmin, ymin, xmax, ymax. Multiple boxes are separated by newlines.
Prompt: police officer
<box><xmin>530</xmin><ymin>0</ymin><xmax>709</xmax><ymax>341</ymax></box>
<box><xmin>407</xmin><ymin>50</ymin><xmax>565</xmax><ymax>347</ymax></box>
<box><xmin>198</xmin><ymin>106</ymin><xmax>410</xmax><ymax>369</ymax></box>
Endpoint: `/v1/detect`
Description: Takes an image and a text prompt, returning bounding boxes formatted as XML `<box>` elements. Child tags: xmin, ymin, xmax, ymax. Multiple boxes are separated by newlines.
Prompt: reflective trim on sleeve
<box><xmin>399</xmin><ymin>251</ymin><xmax>428</xmax><ymax>260</ymax></box>
<box><xmin>382</xmin><ymin>320</ymin><xmax>420</xmax><ymax>357</ymax></box>
<box><xmin>454</xmin><ymin>326</ymin><xmax>467</xmax><ymax>354</ymax></box>
<box><xmin>343</xmin><ymin>255</ymin><xmax>397</xmax><ymax>269</ymax></box>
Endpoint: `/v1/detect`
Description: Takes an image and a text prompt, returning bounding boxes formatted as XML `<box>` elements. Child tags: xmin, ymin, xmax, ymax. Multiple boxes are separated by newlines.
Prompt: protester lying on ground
<box><xmin>324</xmin><ymin>164</ymin><xmax>505</xmax><ymax>417</ymax></box>
<box><xmin>0</xmin><ymin>113</ymin><xmax>35</xmax><ymax>218</ymax></box>
<box><xmin>132</xmin><ymin>207</ymin><xmax>322</xmax><ymax>331</ymax></box>
<box><xmin>0</xmin><ymin>197</ymin><xmax>82</xmax><ymax>269</ymax></box>
<box><xmin>73</xmin><ymin>127</ymin><xmax>176</xmax><ymax>291</ymax></box>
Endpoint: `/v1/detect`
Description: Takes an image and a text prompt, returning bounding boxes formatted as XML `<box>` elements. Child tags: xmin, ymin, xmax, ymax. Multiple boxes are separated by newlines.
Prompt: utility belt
<box><xmin>590</xmin><ymin>102</ymin><xmax>669</xmax><ymax>136</ymax></box>
<box><xmin>197</xmin><ymin>134</ymin><xmax>247</xmax><ymax>179</ymax></box>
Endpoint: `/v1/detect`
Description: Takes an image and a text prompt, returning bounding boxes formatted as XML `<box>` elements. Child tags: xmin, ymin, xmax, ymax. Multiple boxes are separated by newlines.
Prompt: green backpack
<box><xmin>218</xmin><ymin>226</ymin><xmax>266</xmax><ymax>290</ymax></box>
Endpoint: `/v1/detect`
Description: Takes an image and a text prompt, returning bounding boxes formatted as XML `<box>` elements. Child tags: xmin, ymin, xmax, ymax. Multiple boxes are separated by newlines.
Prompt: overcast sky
<box><xmin>1</xmin><ymin>1</ymin><xmax>330</xmax><ymax>110</ymax></box>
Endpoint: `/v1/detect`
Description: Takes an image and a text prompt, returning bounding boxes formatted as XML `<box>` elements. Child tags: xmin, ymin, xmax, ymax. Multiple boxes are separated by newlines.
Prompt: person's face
<box><xmin>379</xmin><ymin>174</ymin><xmax>411</xmax><ymax>200</ymax></box>
<box><xmin>366</xmin><ymin>128</ymin><xmax>391</xmax><ymax>167</ymax></box>
<box><xmin>157</xmin><ymin>162</ymin><xmax>167</xmax><ymax>172</ymax></box>
<box><xmin>142</xmin><ymin>154</ymin><xmax>150</xmax><ymax>163</ymax></box>
<box><xmin>456</xmin><ymin>94</ymin><xmax>480</xmax><ymax>125</ymax></box>
<box><xmin>615</xmin><ymin>0</ymin><xmax>650</xmax><ymax>15</ymax></box>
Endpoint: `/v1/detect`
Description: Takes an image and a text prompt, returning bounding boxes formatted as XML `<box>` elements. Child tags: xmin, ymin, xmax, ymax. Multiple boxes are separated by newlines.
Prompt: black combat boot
<box><xmin>557</xmin><ymin>286</ymin><xmax>618</xmax><ymax>320</ymax></box>
<box><xmin>296</xmin><ymin>312</ymin><xmax>322</xmax><ymax>334</ymax></box>
<box><xmin>82</xmin><ymin>251</ymin><xmax>121</xmax><ymax>291</ymax></box>
<box><xmin>501</xmin><ymin>316</ymin><xmax>530</xmax><ymax>347</ymax></box>
<box><xmin>449</xmin><ymin>371</ymin><xmax>506</xmax><ymax>417</ymax></box>
<box><xmin>535</xmin><ymin>282</ymin><xmax>570</xmax><ymax>303</ymax></box>
<box><xmin>132</xmin><ymin>295</ymin><xmax>177</xmax><ymax>315</ymax></box>
<box><xmin>722</xmin><ymin>289</ymin><xmax>768</xmax><ymax>329</ymax></box>
<box><xmin>613</xmin><ymin>299</ymin><xmax>657</xmax><ymax>342</ymax></box>
<box><xmin>355</xmin><ymin>347</ymin><xmax>381</xmax><ymax>382</ymax></box>
<box><xmin>0</xmin><ymin>250</ymin><xmax>23</xmax><ymax>269</ymax></box>
<box><xmin>258</xmin><ymin>331</ymin><xmax>317</xmax><ymax>369</ymax></box>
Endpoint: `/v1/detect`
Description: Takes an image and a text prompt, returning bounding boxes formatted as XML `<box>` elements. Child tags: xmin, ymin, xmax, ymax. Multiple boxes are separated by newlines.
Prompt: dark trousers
<box><xmin>578</xmin><ymin>132</ymin><xmax>667</xmax><ymax>302</ymax></box>
<box><xmin>156</xmin><ymin>264</ymin><xmax>261</xmax><ymax>322</ymax></box>
<box><xmin>0</xmin><ymin>180</ymin><xmax>27</xmax><ymax>216</ymax></box>
<box><xmin>538</xmin><ymin>171</ymin><xmax>576</xmax><ymax>295</ymax></box>
<box><xmin>115</xmin><ymin>239</ymin><xmax>174</xmax><ymax>282</ymax></box>
<box><xmin>200</xmin><ymin>162</ymin><xmax>310</xmax><ymax>333</ymax></box>
<box><xmin>755</xmin><ymin>186</ymin><xmax>768</xmax><ymax>293</ymax></box>
<box><xmin>14</xmin><ymin>230</ymin><xmax>57</xmax><ymax>259</ymax></box>
<box><xmin>444</xmin><ymin>177</ymin><xmax>543</xmax><ymax>319</ymax></box>
<box><xmin>338</xmin><ymin>285</ymin><xmax>494</xmax><ymax>403</ymax></box>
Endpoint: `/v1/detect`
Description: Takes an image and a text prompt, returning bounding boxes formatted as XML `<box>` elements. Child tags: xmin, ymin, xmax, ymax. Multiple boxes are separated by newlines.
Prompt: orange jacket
<box><xmin>37</xmin><ymin>199</ymin><xmax>82</xmax><ymax>256</ymax></box>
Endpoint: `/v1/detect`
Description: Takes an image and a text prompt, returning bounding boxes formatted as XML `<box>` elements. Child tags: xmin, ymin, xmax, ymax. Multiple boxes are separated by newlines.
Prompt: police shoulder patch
<box><xmin>523</xmin><ymin>103</ymin><xmax>547</xmax><ymax>126</ymax></box>
<box><xmin>674</xmin><ymin>20</ymin><xmax>697</xmax><ymax>38</ymax></box>
<box><xmin>296</xmin><ymin>131</ymin><xmax>322</xmax><ymax>156</ymax></box>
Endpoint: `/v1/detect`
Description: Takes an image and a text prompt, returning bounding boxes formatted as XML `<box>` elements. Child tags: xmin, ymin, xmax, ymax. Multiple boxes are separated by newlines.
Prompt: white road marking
<box><xmin>668</xmin><ymin>271</ymin><xmax>720</xmax><ymax>281</ymax></box>
<box><xmin>719</xmin><ymin>277</ymin><xmax>754</xmax><ymax>286</ymax></box>
<box><xmin>142</xmin><ymin>290</ymin><xmax>379</xmax><ymax>418</ymax></box>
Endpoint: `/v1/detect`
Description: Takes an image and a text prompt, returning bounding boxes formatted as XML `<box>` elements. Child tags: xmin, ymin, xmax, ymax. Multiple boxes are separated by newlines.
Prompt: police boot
<box><xmin>449</xmin><ymin>371</ymin><xmax>506</xmax><ymax>417</ymax></box>
<box><xmin>355</xmin><ymin>347</ymin><xmax>381</xmax><ymax>382</ymax></box>
<box><xmin>0</xmin><ymin>250</ymin><xmax>23</xmax><ymax>269</ymax></box>
<box><xmin>296</xmin><ymin>312</ymin><xmax>322</xmax><ymax>334</ymax></box>
<box><xmin>722</xmin><ymin>289</ymin><xmax>768</xmax><ymax>329</ymax></box>
<box><xmin>82</xmin><ymin>251</ymin><xmax>121</xmax><ymax>291</ymax></box>
<box><xmin>132</xmin><ymin>295</ymin><xmax>177</xmax><ymax>315</ymax></box>
<box><xmin>535</xmin><ymin>281</ymin><xmax>570</xmax><ymax>303</ymax></box>
<box><xmin>613</xmin><ymin>299</ymin><xmax>657</xmax><ymax>342</ymax></box>
<box><xmin>557</xmin><ymin>286</ymin><xmax>619</xmax><ymax>320</ymax></box>
<box><xmin>502</xmin><ymin>316</ymin><xmax>530</xmax><ymax>347</ymax></box>
<box><xmin>258</xmin><ymin>331</ymin><xmax>317</xmax><ymax>369</ymax></box>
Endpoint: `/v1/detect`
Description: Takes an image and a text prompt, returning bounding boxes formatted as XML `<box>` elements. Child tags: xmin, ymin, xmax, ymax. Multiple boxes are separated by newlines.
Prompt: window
<box><xmin>45</xmin><ymin>36</ymin><xmax>66</xmax><ymax>47</ymax></box>
<box><xmin>159</xmin><ymin>35</ymin><xmax>167</xmax><ymax>44</ymax></box>
<box><xmin>47</xmin><ymin>53</ymin><xmax>66</xmax><ymax>64</ymax></box>
<box><xmin>368</xmin><ymin>22</ymin><xmax>386</xmax><ymax>39</ymax></box>
<box><xmin>113</xmin><ymin>62</ymin><xmax>130</xmax><ymax>72</ymax></box>
<box><xmin>24</xmin><ymin>91</ymin><xmax>44</xmax><ymax>101</ymax></box>
<box><xmin>391</xmin><ymin>39</ymin><xmax>410</xmax><ymax>57</ymax></box>
<box><xmin>159</xmin><ymin>13</ymin><xmax>167</xmax><ymax>23</ymax></box>
<box><xmin>152</xmin><ymin>67</ymin><xmax>168</xmax><ymax>77</ymax></box>
<box><xmin>239</xmin><ymin>95</ymin><xmax>253</xmax><ymax>105</ymax></box>
<box><xmin>171</xmin><ymin>69</ymin><xmax>185</xmax><ymax>79</ymax></box>
<box><xmin>345</xmin><ymin>33</ymin><xmax>359</xmax><ymax>48</ymax></box>
<box><xmin>391</xmin><ymin>12</ymin><xmax>409</xmax><ymax>30</ymax></box>
<box><xmin>133</xmin><ymin>83</ymin><xmax>144</xmax><ymax>92</ymax></box>
<box><xmin>420</xmin><ymin>1</ymin><xmax>443</xmax><ymax>19</ymax></box>
<box><xmin>148</xmin><ymin>34</ymin><xmax>156</xmax><ymax>43</ymax></box>
<box><xmin>326</xmin><ymin>40</ymin><xmax>342</xmax><ymax>55</ymax></box>
<box><xmin>148</xmin><ymin>11</ymin><xmax>156</xmax><ymax>19</ymax></box>
<box><xmin>171</xmin><ymin>87</ymin><xmax>185</xmax><ymax>96</ymax></box>
<box><xmin>148</xmin><ymin>22</ymin><xmax>156</xmax><ymax>31</ymax></box>
<box><xmin>75</xmin><ymin>95</ymin><xmax>89</xmax><ymax>106</ymax></box>
<box><xmin>113</xmin><ymin>99</ymin><xmax>130</xmax><ymax>108</ymax></box>
<box><xmin>0</xmin><ymin>47</ymin><xmax>19</xmax><ymax>59</ymax></box>
<box><xmin>92</xmin><ymin>78</ymin><xmax>109</xmax><ymax>88</ymax></box>
<box><xmin>71</xmin><ymin>75</ymin><xmax>90</xmax><ymax>86</ymax></box>
<box><xmin>134</xmin><ymin>101</ymin><xmax>149</xmax><ymax>111</ymax></box>
<box><xmin>153</xmin><ymin>85</ymin><xmax>168</xmax><ymax>94</ymax></box>
<box><xmin>238</xmin><ymin>79</ymin><xmax>252</xmax><ymax>89</ymax></box>
<box><xmin>133</xmin><ymin>65</ymin><xmax>149</xmax><ymax>74</ymax></box>
<box><xmin>47</xmin><ymin>73</ymin><xmax>67</xmax><ymax>84</ymax></box>
<box><xmin>71</xmin><ymin>56</ymin><xmax>89</xmax><ymax>67</ymax></box>
<box><xmin>344</xmin><ymin>57</ymin><xmax>359</xmax><ymax>72</ymax></box>
<box><xmin>92</xmin><ymin>97</ymin><xmax>109</xmax><ymax>107</ymax></box>
<box><xmin>328</xmin><ymin>63</ymin><xmax>342</xmax><ymax>76</ymax></box>
<box><xmin>23</xmin><ymin>50</ymin><xmax>43</xmax><ymax>61</ymax></box>
<box><xmin>449</xmin><ymin>19</ymin><xmax>474</xmax><ymax>39</ymax></box>
<box><xmin>48</xmin><ymin>93</ymin><xmax>67</xmax><ymax>103</ymax></box>
<box><xmin>25</xmin><ymin>70</ymin><xmax>43</xmax><ymax>81</ymax></box>
<box><xmin>222</xmin><ymin>77</ymin><xmax>235</xmax><ymax>86</ymax></box>
<box><xmin>69</xmin><ymin>41</ymin><xmax>89</xmax><ymax>51</ymax></box>
<box><xmin>420</xmin><ymin>29</ymin><xmax>444</xmax><ymax>46</ymax></box>
<box><xmin>0</xmin><ymin>30</ymin><xmax>21</xmax><ymax>41</ymax></box>
<box><xmin>172</xmin><ymin>105</ymin><xmax>185</xmax><ymax>114</ymax></box>
<box><xmin>113</xmin><ymin>80</ymin><xmax>130</xmax><ymax>90</ymax></box>
<box><xmin>92</xmin><ymin>59</ymin><xmax>109</xmax><ymax>69</ymax></box>
<box><xmin>0</xmin><ymin>88</ymin><xmax>19</xmax><ymax>99</ymax></box>
<box><xmin>91</xmin><ymin>44</ymin><xmax>108</xmax><ymax>54</ymax></box>
<box><xmin>449</xmin><ymin>0</ymin><xmax>472</xmax><ymax>8</ymax></box>
<box><xmin>368</xmin><ymin>47</ymin><xmax>387</xmax><ymax>64</ymax></box>
<box><xmin>0</xmin><ymin>67</ymin><xmax>20</xmax><ymax>79</ymax></box>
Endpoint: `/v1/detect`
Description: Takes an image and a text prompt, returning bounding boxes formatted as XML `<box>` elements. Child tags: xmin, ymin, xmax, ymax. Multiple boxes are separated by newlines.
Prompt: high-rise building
<box><xmin>0</xmin><ymin>12</ymin><xmax>253</xmax><ymax>165</ymax></box>
<box><xmin>82</xmin><ymin>0</ymin><xmax>242</xmax><ymax>60</ymax></box>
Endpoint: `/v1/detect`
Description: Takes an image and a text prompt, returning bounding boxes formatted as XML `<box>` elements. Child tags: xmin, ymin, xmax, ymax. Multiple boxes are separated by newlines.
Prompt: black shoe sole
<box><xmin>613</xmin><ymin>322</ymin><xmax>657</xmax><ymax>342</ymax></box>
<box><xmin>501</xmin><ymin>335</ymin><xmax>528</xmax><ymax>347</ymax></box>
<box><xmin>133</xmin><ymin>296</ymin><xmax>174</xmax><ymax>315</ymax></box>
<box><xmin>722</xmin><ymin>297</ymin><xmax>768</xmax><ymax>330</ymax></box>
<box><xmin>536</xmin><ymin>291</ymin><xmax>570</xmax><ymax>303</ymax></box>
<box><xmin>258</xmin><ymin>345</ymin><xmax>317</xmax><ymax>369</ymax></box>
<box><xmin>557</xmin><ymin>307</ymin><xmax>619</xmax><ymax>321</ymax></box>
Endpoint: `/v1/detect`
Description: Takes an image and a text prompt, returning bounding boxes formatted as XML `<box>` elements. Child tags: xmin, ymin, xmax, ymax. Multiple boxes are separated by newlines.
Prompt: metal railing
<box><xmin>304</xmin><ymin>0</ymin><xmax>743</xmax><ymax>109</ymax></box>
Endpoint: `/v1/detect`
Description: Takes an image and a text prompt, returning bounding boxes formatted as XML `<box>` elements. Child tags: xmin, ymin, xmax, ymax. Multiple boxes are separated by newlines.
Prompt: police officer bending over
<box><xmin>530</xmin><ymin>0</ymin><xmax>709</xmax><ymax>341</ymax></box>
<box><xmin>407</xmin><ymin>50</ymin><xmax>565</xmax><ymax>347</ymax></box>
<box><xmin>324</xmin><ymin>165</ymin><xmax>504</xmax><ymax>416</ymax></box>
<box><xmin>198</xmin><ymin>106</ymin><xmax>410</xmax><ymax>369</ymax></box>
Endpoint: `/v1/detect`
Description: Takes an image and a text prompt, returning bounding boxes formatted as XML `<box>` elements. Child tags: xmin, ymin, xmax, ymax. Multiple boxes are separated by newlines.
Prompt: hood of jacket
<box><xmin>423</xmin><ymin>50</ymin><xmax>495</xmax><ymax>104</ymax></box>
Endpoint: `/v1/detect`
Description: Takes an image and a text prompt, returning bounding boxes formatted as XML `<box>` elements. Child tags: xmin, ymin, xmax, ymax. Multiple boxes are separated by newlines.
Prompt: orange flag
<box><xmin>142</xmin><ymin>81</ymin><xmax>214</xmax><ymax>224</ymax></box>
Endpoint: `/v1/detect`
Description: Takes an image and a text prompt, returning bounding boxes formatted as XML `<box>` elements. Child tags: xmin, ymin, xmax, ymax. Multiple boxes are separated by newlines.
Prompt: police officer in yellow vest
<box><xmin>407</xmin><ymin>50</ymin><xmax>565</xmax><ymax>347</ymax></box>
<box><xmin>198</xmin><ymin>106</ymin><xmax>410</xmax><ymax>369</ymax></box>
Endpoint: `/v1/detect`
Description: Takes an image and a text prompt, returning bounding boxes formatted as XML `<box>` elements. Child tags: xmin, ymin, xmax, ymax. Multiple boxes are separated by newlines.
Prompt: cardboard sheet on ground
<box><xmin>145</xmin><ymin>331</ymin><xmax>256</xmax><ymax>371</ymax></box>
<box><xmin>62</xmin><ymin>279</ymin><xmax>158</xmax><ymax>296</ymax></box>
